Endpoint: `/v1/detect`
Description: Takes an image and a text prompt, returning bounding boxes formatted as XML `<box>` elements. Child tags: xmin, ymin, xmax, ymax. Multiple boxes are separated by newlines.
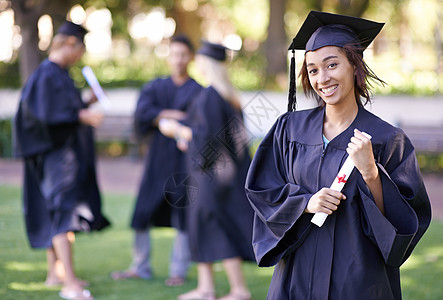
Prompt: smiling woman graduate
<box><xmin>245</xmin><ymin>11</ymin><xmax>431</xmax><ymax>300</ymax></box>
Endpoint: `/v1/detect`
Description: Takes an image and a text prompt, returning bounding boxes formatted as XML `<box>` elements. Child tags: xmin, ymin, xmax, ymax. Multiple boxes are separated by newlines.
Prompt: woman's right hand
<box><xmin>305</xmin><ymin>187</ymin><xmax>346</xmax><ymax>214</ymax></box>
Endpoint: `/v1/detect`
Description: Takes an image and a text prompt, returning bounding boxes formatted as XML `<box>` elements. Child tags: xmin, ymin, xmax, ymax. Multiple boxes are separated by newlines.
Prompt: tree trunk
<box><xmin>18</xmin><ymin>21</ymin><xmax>41</xmax><ymax>85</ymax></box>
<box><xmin>11</xmin><ymin>0</ymin><xmax>73</xmax><ymax>85</ymax></box>
<box><xmin>264</xmin><ymin>0</ymin><xmax>287</xmax><ymax>87</ymax></box>
<box><xmin>11</xmin><ymin>0</ymin><xmax>45</xmax><ymax>85</ymax></box>
<box><xmin>168</xmin><ymin>1</ymin><xmax>201</xmax><ymax>51</ymax></box>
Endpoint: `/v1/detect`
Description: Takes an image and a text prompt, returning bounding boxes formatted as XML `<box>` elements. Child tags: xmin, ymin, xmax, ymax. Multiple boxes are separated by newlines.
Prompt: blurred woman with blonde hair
<box><xmin>159</xmin><ymin>41</ymin><xmax>254</xmax><ymax>300</ymax></box>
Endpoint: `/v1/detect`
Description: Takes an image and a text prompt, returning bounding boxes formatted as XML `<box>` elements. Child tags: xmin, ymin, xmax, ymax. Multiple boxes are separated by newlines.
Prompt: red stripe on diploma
<box><xmin>337</xmin><ymin>174</ymin><xmax>347</xmax><ymax>183</ymax></box>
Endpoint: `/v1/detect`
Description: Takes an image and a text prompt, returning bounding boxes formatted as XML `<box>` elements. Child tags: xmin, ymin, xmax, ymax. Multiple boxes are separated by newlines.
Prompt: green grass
<box><xmin>1</xmin><ymin>184</ymin><xmax>442</xmax><ymax>299</ymax></box>
<box><xmin>0</xmin><ymin>185</ymin><xmax>273</xmax><ymax>300</ymax></box>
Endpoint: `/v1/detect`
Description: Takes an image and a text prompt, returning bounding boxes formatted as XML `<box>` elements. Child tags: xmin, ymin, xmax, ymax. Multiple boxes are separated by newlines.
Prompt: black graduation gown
<box><xmin>185</xmin><ymin>86</ymin><xmax>255</xmax><ymax>262</ymax></box>
<box><xmin>131</xmin><ymin>77</ymin><xmax>202</xmax><ymax>230</ymax></box>
<box><xmin>13</xmin><ymin>59</ymin><xmax>110</xmax><ymax>249</ymax></box>
<box><xmin>245</xmin><ymin>105</ymin><xmax>431</xmax><ymax>300</ymax></box>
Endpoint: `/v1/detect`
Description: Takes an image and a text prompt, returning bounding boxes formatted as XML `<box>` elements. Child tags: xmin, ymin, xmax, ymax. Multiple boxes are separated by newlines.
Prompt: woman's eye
<box><xmin>328</xmin><ymin>63</ymin><xmax>337</xmax><ymax>68</ymax></box>
<box><xmin>308</xmin><ymin>69</ymin><xmax>317</xmax><ymax>75</ymax></box>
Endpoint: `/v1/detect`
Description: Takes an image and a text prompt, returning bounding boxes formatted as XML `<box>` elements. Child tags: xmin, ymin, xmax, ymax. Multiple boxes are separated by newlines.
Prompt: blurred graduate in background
<box><xmin>111</xmin><ymin>34</ymin><xmax>202</xmax><ymax>287</ymax></box>
<box><xmin>160</xmin><ymin>41</ymin><xmax>254</xmax><ymax>300</ymax></box>
<box><xmin>13</xmin><ymin>20</ymin><xmax>110</xmax><ymax>300</ymax></box>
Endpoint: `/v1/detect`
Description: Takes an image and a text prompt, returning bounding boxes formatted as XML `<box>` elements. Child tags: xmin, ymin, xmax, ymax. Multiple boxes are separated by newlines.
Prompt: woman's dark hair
<box><xmin>299</xmin><ymin>44</ymin><xmax>386</xmax><ymax>106</ymax></box>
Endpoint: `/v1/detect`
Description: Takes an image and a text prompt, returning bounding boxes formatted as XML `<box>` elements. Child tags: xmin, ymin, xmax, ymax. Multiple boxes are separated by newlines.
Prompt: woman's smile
<box><xmin>320</xmin><ymin>84</ymin><xmax>338</xmax><ymax>96</ymax></box>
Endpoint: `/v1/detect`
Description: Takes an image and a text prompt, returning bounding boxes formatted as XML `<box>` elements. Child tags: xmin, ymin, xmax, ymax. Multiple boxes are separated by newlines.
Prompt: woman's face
<box><xmin>305</xmin><ymin>46</ymin><xmax>356</xmax><ymax>107</ymax></box>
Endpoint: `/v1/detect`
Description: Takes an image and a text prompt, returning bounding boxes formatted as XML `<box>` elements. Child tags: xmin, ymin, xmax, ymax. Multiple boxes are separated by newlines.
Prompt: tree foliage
<box><xmin>2</xmin><ymin>0</ymin><xmax>443</xmax><ymax>94</ymax></box>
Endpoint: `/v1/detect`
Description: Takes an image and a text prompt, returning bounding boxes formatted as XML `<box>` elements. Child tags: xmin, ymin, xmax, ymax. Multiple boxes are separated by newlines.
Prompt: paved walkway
<box><xmin>0</xmin><ymin>157</ymin><xmax>442</xmax><ymax>221</ymax></box>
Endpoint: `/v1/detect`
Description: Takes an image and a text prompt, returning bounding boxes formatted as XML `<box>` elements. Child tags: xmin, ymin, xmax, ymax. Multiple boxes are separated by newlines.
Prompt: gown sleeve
<box><xmin>134</xmin><ymin>80</ymin><xmax>163</xmax><ymax>136</ymax></box>
<box><xmin>21</xmin><ymin>66</ymin><xmax>81</xmax><ymax>148</ymax></box>
<box><xmin>245</xmin><ymin>113</ymin><xmax>315</xmax><ymax>267</ymax></box>
<box><xmin>357</xmin><ymin>128</ymin><xmax>431</xmax><ymax>267</ymax></box>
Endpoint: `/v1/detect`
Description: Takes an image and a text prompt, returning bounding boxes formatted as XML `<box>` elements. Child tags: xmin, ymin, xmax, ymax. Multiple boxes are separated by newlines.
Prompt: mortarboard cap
<box><xmin>288</xmin><ymin>11</ymin><xmax>384</xmax><ymax>52</ymax></box>
<box><xmin>57</xmin><ymin>21</ymin><xmax>87</xmax><ymax>44</ymax></box>
<box><xmin>197</xmin><ymin>41</ymin><xmax>227</xmax><ymax>61</ymax></box>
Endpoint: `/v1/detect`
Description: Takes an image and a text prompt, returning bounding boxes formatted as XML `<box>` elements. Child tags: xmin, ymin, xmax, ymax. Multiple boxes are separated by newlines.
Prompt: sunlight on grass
<box><xmin>4</xmin><ymin>261</ymin><xmax>46</xmax><ymax>272</ymax></box>
<box><xmin>403</xmin><ymin>244</ymin><xmax>443</xmax><ymax>270</ymax></box>
<box><xmin>402</xmin><ymin>255</ymin><xmax>425</xmax><ymax>270</ymax></box>
<box><xmin>151</xmin><ymin>227</ymin><xmax>177</xmax><ymax>239</ymax></box>
<box><xmin>8</xmin><ymin>281</ymin><xmax>52</xmax><ymax>291</ymax></box>
<box><xmin>425</xmin><ymin>245</ymin><xmax>443</xmax><ymax>257</ymax></box>
<box><xmin>255</xmin><ymin>266</ymin><xmax>274</xmax><ymax>277</ymax></box>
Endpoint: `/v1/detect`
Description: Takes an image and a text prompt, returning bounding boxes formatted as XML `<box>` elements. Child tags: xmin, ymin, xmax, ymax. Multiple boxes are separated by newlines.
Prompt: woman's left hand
<box><xmin>347</xmin><ymin>129</ymin><xmax>378</xmax><ymax>181</ymax></box>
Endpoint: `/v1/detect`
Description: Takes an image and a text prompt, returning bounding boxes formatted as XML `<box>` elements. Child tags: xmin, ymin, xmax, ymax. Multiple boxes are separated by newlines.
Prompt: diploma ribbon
<box><xmin>82</xmin><ymin>66</ymin><xmax>111</xmax><ymax>110</ymax></box>
<box><xmin>311</xmin><ymin>131</ymin><xmax>372</xmax><ymax>227</ymax></box>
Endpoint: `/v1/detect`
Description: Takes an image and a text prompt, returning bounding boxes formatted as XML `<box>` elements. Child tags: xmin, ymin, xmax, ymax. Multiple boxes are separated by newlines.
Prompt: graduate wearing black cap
<box><xmin>110</xmin><ymin>34</ymin><xmax>202</xmax><ymax>286</ymax></box>
<box><xmin>13</xmin><ymin>20</ymin><xmax>109</xmax><ymax>300</ymax></box>
<box><xmin>245</xmin><ymin>11</ymin><xmax>431</xmax><ymax>299</ymax></box>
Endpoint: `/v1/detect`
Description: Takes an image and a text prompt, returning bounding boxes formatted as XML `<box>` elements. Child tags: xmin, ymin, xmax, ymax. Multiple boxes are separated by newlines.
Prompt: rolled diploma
<box><xmin>82</xmin><ymin>66</ymin><xmax>111</xmax><ymax>110</ymax></box>
<box><xmin>311</xmin><ymin>131</ymin><xmax>372</xmax><ymax>227</ymax></box>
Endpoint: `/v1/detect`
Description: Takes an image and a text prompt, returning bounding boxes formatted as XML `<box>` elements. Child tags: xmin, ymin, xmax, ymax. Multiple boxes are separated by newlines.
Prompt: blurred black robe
<box><xmin>245</xmin><ymin>105</ymin><xmax>431</xmax><ymax>299</ymax></box>
<box><xmin>185</xmin><ymin>86</ymin><xmax>255</xmax><ymax>262</ymax></box>
<box><xmin>131</xmin><ymin>77</ymin><xmax>202</xmax><ymax>230</ymax></box>
<box><xmin>13</xmin><ymin>59</ymin><xmax>110</xmax><ymax>249</ymax></box>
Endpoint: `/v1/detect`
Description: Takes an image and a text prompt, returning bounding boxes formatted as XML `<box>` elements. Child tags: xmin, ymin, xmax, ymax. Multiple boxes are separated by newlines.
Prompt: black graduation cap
<box><xmin>57</xmin><ymin>21</ymin><xmax>87</xmax><ymax>44</ymax></box>
<box><xmin>197</xmin><ymin>41</ymin><xmax>227</xmax><ymax>61</ymax></box>
<box><xmin>288</xmin><ymin>11</ymin><xmax>384</xmax><ymax>52</ymax></box>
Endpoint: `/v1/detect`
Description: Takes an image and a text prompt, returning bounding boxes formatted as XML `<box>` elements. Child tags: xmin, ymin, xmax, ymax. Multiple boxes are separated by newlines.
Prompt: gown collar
<box><xmin>286</xmin><ymin>105</ymin><xmax>366</xmax><ymax>149</ymax></box>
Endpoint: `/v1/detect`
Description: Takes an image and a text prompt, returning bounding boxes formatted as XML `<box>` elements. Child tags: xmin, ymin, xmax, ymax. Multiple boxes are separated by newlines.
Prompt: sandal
<box><xmin>59</xmin><ymin>288</ymin><xmax>94</xmax><ymax>300</ymax></box>
<box><xmin>110</xmin><ymin>270</ymin><xmax>143</xmax><ymax>280</ymax></box>
<box><xmin>177</xmin><ymin>289</ymin><xmax>216</xmax><ymax>300</ymax></box>
<box><xmin>46</xmin><ymin>278</ymin><xmax>89</xmax><ymax>287</ymax></box>
<box><xmin>165</xmin><ymin>276</ymin><xmax>186</xmax><ymax>286</ymax></box>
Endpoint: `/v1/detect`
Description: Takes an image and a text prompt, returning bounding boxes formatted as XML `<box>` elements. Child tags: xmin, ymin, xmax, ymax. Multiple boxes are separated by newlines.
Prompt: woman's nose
<box><xmin>318</xmin><ymin>69</ymin><xmax>330</xmax><ymax>84</ymax></box>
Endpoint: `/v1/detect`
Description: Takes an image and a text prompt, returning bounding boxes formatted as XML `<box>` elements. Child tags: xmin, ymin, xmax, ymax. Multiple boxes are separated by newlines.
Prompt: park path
<box><xmin>0</xmin><ymin>157</ymin><xmax>442</xmax><ymax>221</ymax></box>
